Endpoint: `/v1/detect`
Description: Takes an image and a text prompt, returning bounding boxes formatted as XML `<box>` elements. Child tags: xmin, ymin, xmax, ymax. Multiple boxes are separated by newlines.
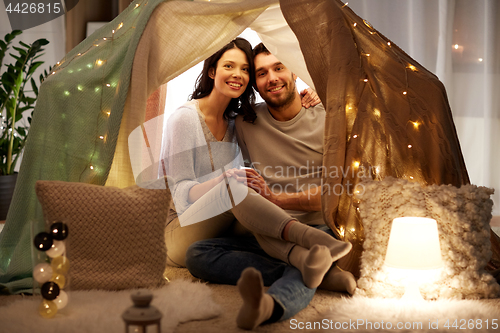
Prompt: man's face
<box><xmin>254</xmin><ymin>53</ymin><xmax>298</xmax><ymax>109</ymax></box>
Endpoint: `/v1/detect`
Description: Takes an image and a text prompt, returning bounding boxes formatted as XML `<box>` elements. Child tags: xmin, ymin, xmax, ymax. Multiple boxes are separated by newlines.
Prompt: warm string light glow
<box><xmin>407</xmin><ymin>64</ymin><xmax>418</xmax><ymax>72</ymax></box>
<box><xmin>57</xmin><ymin>0</ymin><xmax>147</xmax><ymax>181</ymax></box>
<box><xmin>340</xmin><ymin>2</ymin><xmax>427</xmax><ymax>192</ymax></box>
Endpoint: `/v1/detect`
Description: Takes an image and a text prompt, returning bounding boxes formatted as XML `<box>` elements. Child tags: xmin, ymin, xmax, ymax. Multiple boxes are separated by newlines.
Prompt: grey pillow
<box><xmin>35</xmin><ymin>180</ymin><xmax>170</xmax><ymax>290</ymax></box>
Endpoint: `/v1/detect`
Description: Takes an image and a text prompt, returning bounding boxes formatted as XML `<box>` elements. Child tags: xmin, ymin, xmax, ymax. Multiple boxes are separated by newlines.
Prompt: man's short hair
<box><xmin>253</xmin><ymin>42</ymin><xmax>271</xmax><ymax>59</ymax></box>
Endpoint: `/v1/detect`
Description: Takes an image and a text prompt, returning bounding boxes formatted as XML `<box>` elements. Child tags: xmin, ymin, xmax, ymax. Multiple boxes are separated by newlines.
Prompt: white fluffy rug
<box><xmin>314</xmin><ymin>296</ymin><xmax>500</xmax><ymax>333</ymax></box>
<box><xmin>0</xmin><ymin>280</ymin><xmax>221</xmax><ymax>333</ymax></box>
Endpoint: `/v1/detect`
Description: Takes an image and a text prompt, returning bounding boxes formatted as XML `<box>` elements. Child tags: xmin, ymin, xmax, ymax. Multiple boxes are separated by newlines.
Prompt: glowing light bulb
<box><xmin>135</xmin><ymin>3</ymin><xmax>139</xmax><ymax>8</ymax></box>
<box><xmin>374</xmin><ymin>109</ymin><xmax>381</xmax><ymax>117</ymax></box>
<box><xmin>454</xmin><ymin>44</ymin><xmax>459</xmax><ymax>49</ymax></box>
<box><xmin>410</xmin><ymin>176</ymin><xmax>414</xmax><ymax>180</ymax></box>
<box><xmin>412</xmin><ymin>121</ymin><xmax>420</xmax><ymax>129</ymax></box>
<box><xmin>77</xmin><ymin>85</ymin><xmax>83</xmax><ymax>91</ymax></box>
<box><xmin>403</xmin><ymin>91</ymin><xmax>407</xmax><ymax>95</ymax></box>
<box><xmin>90</xmin><ymin>165</ymin><xmax>94</xmax><ymax>170</ymax></box>
<box><xmin>112</xmin><ymin>29</ymin><xmax>115</xmax><ymax>34</ymax></box>
<box><xmin>363</xmin><ymin>79</ymin><xmax>368</xmax><ymax>82</ymax></box>
<box><xmin>64</xmin><ymin>91</ymin><xmax>70</xmax><ymax>96</ymax></box>
<box><xmin>96</xmin><ymin>60</ymin><xmax>103</xmax><ymax>66</ymax></box>
<box><xmin>408</xmin><ymin>144</ymin><xmax>412</xmax><ymax>148</ymax></box>
<box><xmin>353</xmin><ymin>23</ymin><xmax>357</xmax><ymax>27</ymax></box>
<box><xmin>103</xmin><ymin>38</ymin><xmax>107</xmax><ymax>40</ymax></box>
<box><xmin>99</xmin><ymin>135</ymin><xmax>104</xmax><ymax>140</ymax></box>
<box><xmin>106</xmin><ymin>84</ymin><xmax>111</xmax><ymax>87</ymax></box>
<box><xmin>352</xmin><ymin>134</ymin><xmax>358</xmax><ymax>138</ymax></box>
<box><xmin>365</xmin><ymin>53</ymin><xmax>370</xmax><ymax>57</ymax></box>
<box><xmin>407</xmin><ymin>64</ymin><xmax>418</xmax><ymax>72</ymax></box>
<box><xmin>342</xmin><ymin>2</ymin><xmax>348</xmax><ymax>7</ymax></box>
<box><xmin>387</xmin><ymin>42</ymin><xmax>391</xmax><ymax>46</ymax></box>
<box><xmin>353</xmin><ymin>161</ymin><xmax>360</xmax><ymax>168</ymax></box>
<box><xmin>478</xmin><ymin>58</ymin><xmax>483</xmax><ymax>62</ymax></box>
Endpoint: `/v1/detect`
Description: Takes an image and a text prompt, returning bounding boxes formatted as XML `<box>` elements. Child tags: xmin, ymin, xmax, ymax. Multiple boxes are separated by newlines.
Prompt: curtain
<box><xmin>346</xmin><ymin>0</ymin><xmax>500</xmax><ymax>216</ymax></box>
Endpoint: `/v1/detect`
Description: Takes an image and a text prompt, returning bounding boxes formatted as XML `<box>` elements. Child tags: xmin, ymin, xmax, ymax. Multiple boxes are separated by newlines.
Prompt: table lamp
<box><xmin>384</xmin><ymin>217</ymin><xmax>443</xmax><ymax>302</ymax></box>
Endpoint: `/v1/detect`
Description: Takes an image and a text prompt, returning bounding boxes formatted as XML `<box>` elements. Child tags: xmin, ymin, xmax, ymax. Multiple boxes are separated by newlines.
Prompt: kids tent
<box><xmin>0</xmin><ymin>0</ymin><xmax>497</xmax><ymax>294</ymax></box>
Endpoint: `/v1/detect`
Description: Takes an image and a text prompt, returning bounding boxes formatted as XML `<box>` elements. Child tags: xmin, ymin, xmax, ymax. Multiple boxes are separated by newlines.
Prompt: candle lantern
<box><xmin>122</xmin><ymin>290</ymin><xmax>162</xmax><ymax>333</ymax></box>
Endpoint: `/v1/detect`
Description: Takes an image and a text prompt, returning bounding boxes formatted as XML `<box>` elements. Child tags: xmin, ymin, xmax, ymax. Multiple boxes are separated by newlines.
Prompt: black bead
<box><xmin>41</xmin><ymin>281</ymin><xmax>60</xmax><ymax>301</ymax></box>
<box><xmin>34</xmin><ymin>232</ymin><xmax>53</xmax><ymax>252</ymax></box>
<box><xmin>50</xmin><ymin>222</ymin><xmax>69</xmax><ymax>241</ymax></box>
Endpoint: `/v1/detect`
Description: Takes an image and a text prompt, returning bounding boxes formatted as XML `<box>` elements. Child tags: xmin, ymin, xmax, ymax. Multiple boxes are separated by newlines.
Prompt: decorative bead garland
<box><xmin>33</xmin><ymin>222</ymin><xmax>70</xmax><ymax>318</ymax></box>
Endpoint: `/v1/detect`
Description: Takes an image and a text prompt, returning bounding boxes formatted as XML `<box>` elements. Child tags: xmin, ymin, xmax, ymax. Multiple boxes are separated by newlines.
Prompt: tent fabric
<box><xmin>0</xmin><ymin>0</ymin><xmax>274</xmax><ymax>294</ymax></box>
<box><xmin>281</xmin><ymin>0</ymin><xmax>482</xmax><ymax>275</ymax></box>
<box><xmin>0</xmin><ymin>0</ymin><xmax>498</xmax><ymax>293</ymax></box>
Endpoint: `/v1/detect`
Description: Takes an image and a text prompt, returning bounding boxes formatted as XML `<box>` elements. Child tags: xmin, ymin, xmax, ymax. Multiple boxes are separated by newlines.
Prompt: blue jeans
<box><xmin>185</xmin><ymin>225</ymin><xmax>335</xmax><ymax>322</ymax></box>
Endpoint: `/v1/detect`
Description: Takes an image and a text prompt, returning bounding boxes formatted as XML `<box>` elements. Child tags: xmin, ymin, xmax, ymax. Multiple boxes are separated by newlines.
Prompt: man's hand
<box><xmin>232</xmin><ymin>169</ymin><xmax>278</xmax><ymax>204</ymax></box>
<box><xmin>300</xmin><ymin>88</ymin><xmax>321</xmax><ymax>108</ymax></box>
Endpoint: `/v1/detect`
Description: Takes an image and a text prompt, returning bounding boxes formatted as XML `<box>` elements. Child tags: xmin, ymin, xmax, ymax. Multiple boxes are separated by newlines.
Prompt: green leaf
<box><xmin>33</xmin><ymin>39</ymin><xmax>49</xmax><ymax>47</ymax></box>
<box><xmin>31</xmin><ymin>78</ymin><xmax>38</xmax><ymax>96</ymax></box>
<box><xmin>27</xmin><ymin>61</ymin><xmax>43</xmax><ymax>75</ymax></box>
<box><xmin>8</xmin><ymin>53</ymin><xmax>23</xmax><ymax>62</ymax></box>
<box><xmin>12</xmin><ymin>46</ymin><xmax>27</xmax><ymax>56</ymax></box>
<box><xmin>19</xmin><ymin>41</ymin><xmax>30</xmax><ymax>48</ymax></box>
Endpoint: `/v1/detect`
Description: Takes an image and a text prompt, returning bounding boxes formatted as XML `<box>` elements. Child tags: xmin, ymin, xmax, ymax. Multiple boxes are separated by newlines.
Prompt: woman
<box><xmin>163</xmin><ymin>38</ymin><xmax>351</xmax><ymax>289</ymax></box>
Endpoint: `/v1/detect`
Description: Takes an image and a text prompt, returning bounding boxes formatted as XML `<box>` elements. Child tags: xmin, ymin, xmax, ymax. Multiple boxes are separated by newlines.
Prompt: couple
<box><xmin>163</xmin><ymin>38</ymin><xmax>356</xmax><ymax>329</ymax></box>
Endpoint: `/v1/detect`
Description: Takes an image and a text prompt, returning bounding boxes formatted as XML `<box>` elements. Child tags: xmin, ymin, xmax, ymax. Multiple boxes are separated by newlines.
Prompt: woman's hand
<box><xmin>188</xmin><ymin>168</ymin><xmax>241</xmax><ymax>203</ymax></box>
<box><xmin>214</xmin><ymin>167</ymin><xmax>241</xmax><ymax>184</ymax></box>
<box><xmin>231</xmin><ymin>169</ymin><xmax>278</xmax><ymax>204</ymax></box>
<box><xmin>300</xmin><ymin>88</ymin><xmax>321</xmax><ymax>108</ymax></box>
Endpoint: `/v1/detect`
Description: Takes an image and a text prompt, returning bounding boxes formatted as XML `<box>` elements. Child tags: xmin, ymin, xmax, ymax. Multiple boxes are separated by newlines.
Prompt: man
<box><xmin>185</xmin><ymin>43</ymin><xmax>356</xmax><ymax>330</ymax></box>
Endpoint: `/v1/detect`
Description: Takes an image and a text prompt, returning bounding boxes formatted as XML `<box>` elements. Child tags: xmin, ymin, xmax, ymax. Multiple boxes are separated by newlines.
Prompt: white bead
<box><xmin>33</xmin><ymin>263</ymin><xmax>53</xmax><ymax>284</ymax></box>
<box><xmin>46</xmin><ymin>240</ymin><xmax>66</xmax><ymax>258</ymax></box>
<box><xmin>54</xmin><ymin>290</ymin><xmax>69</xmax><ymax>309</ymax></box>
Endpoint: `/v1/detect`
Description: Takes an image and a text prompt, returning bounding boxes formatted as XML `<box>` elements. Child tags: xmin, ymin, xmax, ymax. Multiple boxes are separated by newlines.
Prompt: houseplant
<box><xmin>0</xmin><ymin>30</ymin><xmax>50</xmax><ymax>219</ymax></box>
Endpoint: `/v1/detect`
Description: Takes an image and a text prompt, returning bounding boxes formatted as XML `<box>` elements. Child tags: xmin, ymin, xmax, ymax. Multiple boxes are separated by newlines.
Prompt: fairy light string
<box><xmin>342</xmin><ymin>1</ymin><xmax>424</xmax><ymax>185</ymax></box>
<box><xmin>45</xmin><ymin>0</ymin><xmax>146</xmax><ymax>183</ymax></box>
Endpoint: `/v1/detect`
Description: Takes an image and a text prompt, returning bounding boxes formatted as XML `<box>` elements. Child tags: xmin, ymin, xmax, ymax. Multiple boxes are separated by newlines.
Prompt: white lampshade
<box><xmin>385</xmin><ymin>217</ymin><xmax>443</xmax><ymax>270</ymax></box>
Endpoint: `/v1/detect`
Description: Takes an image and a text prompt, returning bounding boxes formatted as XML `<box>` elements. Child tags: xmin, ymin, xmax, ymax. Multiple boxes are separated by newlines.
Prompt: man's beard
<box><xmin>262</xmin><ymin>80</ymin><xmax>297</xmax><ymax>110</ymax></box>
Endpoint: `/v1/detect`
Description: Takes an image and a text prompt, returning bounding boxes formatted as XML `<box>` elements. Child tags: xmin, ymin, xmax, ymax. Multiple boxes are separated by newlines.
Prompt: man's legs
<box><xmin>185</xmin><ymin>234</ymin><xmax>315</xmax><ymax>328</ymax></box>
<box><xmin>185</xmin><ymin>226</ymin><xmax>356</xmax><ymax>329</ymax></box>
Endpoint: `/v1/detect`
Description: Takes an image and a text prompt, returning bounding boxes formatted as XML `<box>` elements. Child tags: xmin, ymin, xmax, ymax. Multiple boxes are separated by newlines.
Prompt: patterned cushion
<box><xmin>35</xmin><ymin>180</ymin><xmax>170</xmax><ymax>290</ymax></box>
<box><xmin>355</xmin><ymin>177</ymin><xmax>500</xmax><ymax>299</ymax></box>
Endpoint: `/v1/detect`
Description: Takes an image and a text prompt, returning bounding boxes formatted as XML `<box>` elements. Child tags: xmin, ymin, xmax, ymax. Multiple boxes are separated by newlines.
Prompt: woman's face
<box><xmin>210</xmin><ymin>47</ymin><xmax>250</xmax><ymax>100</ymax></box>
